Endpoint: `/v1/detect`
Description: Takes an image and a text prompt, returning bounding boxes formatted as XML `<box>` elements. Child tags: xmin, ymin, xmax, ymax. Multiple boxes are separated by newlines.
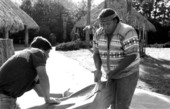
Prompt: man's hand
<box><xmin>45</xmin><ymin>97</ymin><xmax>61</xmax><ymax>104</ymax></box>
<box><xmin>106</xmin><ymin>71</ymin><xmax>116</xmax><ymax>87</ymax></box>
<box><xmin>92</xmin><ymin>70</ymin><xmax>102</xmax><ymax>82</ymax></box>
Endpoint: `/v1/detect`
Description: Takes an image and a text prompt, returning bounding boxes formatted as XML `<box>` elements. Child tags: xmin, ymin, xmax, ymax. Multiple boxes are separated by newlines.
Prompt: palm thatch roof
<box><xmin>107</xmin><ymin>0</ymin><xmax>156</xmax><ymax>31</ymax></box>
<box><xmin>7</xmin><ymin>0</ymin><xmax>39</xmax><ymax>30</ymax></box>
<box><xmin>75</xmin><ymin>2</ymin><xmax>104</xmax><ymax>28</ymax></box>
<box><xmin>75</xmin><ymin>1</ymin><xmax>156</xmax><ymax>32</ymax></box>
<box><xmin>0</xmin><ymin>0</ymin><xmax>39</xmax><ymax>34</ymax></box>
<box><xmin>0</xmin><ymin>0</ymin><xmax>24</xmax><ymax>33</ymax></box>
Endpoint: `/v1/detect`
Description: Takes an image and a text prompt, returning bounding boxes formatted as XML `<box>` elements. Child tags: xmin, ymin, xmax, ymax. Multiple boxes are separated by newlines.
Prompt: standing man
<box><xmin>0</xmin><ymin>36</ymin><xmax>60</xmax><ymax>109</ymax></box>
<box><xmin>93</xmin><ymin>8</ymin><xmax>140</xmax><ymax>109</ymax></box>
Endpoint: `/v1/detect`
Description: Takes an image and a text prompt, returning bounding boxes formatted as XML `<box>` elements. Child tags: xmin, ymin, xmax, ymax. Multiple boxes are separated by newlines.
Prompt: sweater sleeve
<box><xmin>122</xmin><ymin>29</ymin><xmax>139</xmax><ymax>55</ymax></box>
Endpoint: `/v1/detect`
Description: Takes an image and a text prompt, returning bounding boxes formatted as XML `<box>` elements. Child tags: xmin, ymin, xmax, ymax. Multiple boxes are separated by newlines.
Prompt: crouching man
<box><xmin>0</xmin><ymin>36</ymin><xmax>60</xmax><ymax>109</ymax></box>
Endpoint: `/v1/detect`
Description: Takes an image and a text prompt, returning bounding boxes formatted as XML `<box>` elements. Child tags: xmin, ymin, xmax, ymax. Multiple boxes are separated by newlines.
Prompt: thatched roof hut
<box><xmin>0</xmin><ymin>0</ymin><xmax>39</xmax><ymax>33</ymax></box>
<box><xmin>106</xmin><ymin>0</ymin><xmax>156</xmax><ymax>32</ymax></box>
<box><xmin>0</xmin><ymin>0</ymin><xmax>39</xmax><ymax>46</ymax></box>
<box><xmin>75</xmin><ymin>1</ymin><xmax>156</xmax><ymax>32</ymax></box>
<box><xmin>0</xmin><ymin>0</ymin><xmax>24</xmax><ymax>33</ymax></box>
<box><xmin>75</xmin><ymin>2</ymin><xmax>104</xmax><ymax>28</ymax></box>
<box><xmin>7</xmin><ymin>0</ymin><xmax>39</xmax><ymax>30</ymax></box>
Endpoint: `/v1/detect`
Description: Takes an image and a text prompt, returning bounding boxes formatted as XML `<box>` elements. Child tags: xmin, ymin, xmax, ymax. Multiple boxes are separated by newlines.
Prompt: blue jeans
<box><xmin>109</xmin><ymin>72</ymin><xmax>139</xmax><ymax>109</ymax></box>
<box><xmin>0</xmin><ymin>94</ymin><xmax>20</xmax><ymax>109</ymax></box>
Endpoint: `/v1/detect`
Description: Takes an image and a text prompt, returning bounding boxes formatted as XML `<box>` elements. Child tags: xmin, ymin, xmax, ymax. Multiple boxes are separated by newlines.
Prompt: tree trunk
<box><xmin>0</xmin><ymin>39</ymin><xmax>14</xmax><ymax>66</ymax></box>
<box><xmin>104</xmin><ymin>0</ymin><xmax>107</xmax><ymax>8</ymax></box>
<box><xmin>127</xmin><ymin>0</ymin><xmax>132</xmax><ymax>14</ymax></box>
<box><xmin>140</xmin><ymin>24</ymin><xmax>146</xmax><ymax>57</ymax></box>
<box><xmin>63</xmin><ymin>14</ymin><xmax>68</xmax><ymax>42</ymax></box>
<box><xmin>85</xmin><ymin>0</ymin><xmax>91</xmax><ymax>42</ymax></box>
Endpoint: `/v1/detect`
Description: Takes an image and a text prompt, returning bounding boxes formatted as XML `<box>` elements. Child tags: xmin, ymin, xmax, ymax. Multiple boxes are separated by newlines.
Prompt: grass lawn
<box><xmin>58</xmin><ymin>48</ymin><xmax>170</xmax><ymax>96</ymax></box>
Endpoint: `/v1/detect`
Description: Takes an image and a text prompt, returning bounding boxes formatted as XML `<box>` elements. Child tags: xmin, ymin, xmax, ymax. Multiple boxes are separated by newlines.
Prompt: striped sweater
<box><xmin>93</xmin><ymin>22</ymin><xmax>140</xmax><ymax>79</ymax></box>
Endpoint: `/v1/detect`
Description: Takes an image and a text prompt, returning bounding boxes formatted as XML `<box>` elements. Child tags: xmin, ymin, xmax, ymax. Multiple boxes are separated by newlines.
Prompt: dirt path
<box><xmin>17</xmin><ymin>48</ymin><xmax>170</xmax><ymax>109</ymax></box>
<box><xmin>58</xmin><ymin>48</ymin><xmax>170</xmax><ymax>96</ymax></box>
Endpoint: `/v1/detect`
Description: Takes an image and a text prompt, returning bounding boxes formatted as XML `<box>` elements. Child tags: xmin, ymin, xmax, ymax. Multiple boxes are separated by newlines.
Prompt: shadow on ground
<box><xmin>140</xmin><ymin>55</ymin><xmax>170</xmax><ymax>95</ymax></box>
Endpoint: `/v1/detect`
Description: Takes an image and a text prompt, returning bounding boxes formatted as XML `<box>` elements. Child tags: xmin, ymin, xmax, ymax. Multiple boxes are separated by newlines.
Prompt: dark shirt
<box><xmin>0</xmin><ymin>48</ymin><xmax>46</xmax><ymax>98</ymax></box>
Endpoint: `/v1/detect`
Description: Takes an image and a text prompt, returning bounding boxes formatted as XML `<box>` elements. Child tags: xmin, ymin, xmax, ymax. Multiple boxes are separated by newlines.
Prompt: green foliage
<box><xmin>20</xmin><ymin>0</ymin><xmax>75</xmax><ymax>43</ymax></box>
<box><xmin>19</xmin><ymin>0</ymin><xmax>94</xmax><ymax>44</ymax></box>
<box><xmin>152</xmin><ymin>1</ymin><xmax>170</xmax><ymax>26</ymax></box>
<box><xmin>55</xmin><ymin>40</ymin><xmax>92</xmax><ymax>51</ymax></box>
<box><xmin>71</xmin><ymin>0</ymin><xmax>87</xmax><ymax>22</ymax></box>
<box><xmin>132</xmin><ymin>0</ymin><xmax>170</xmax><ymax>26</ymax></box>
<box><xmin>20</xmin><ymin>0</ymin><xmax>33</xmax><ymax>16</ymax></box>
<box><xmin>148</xmin><ymin>42</ymin><xmax>170</xmax><ymax>48</ymax></box>
<box><xmin>132</xmin><ymin>0</ymin><xmax>170</xmax><ymax>44</ymax></box>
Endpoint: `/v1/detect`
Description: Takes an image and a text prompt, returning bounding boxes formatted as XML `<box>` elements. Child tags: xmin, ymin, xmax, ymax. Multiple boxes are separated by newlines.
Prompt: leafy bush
<box><xmin>163</xmin><ymin>42</ymin><xmax>170</xmax><ymax>48</ymax></box>
<box><xmin>55</xmin><ymin>40</ymin><xmax>92</xmax><ymax>51</ymax></box>
<box><xmin>148</xmin><ymin>43</ymin><xmax>165</xmax><ymax>48</ymax></box>
<box><xmin>148</xmin><ymin>42</ymin><xmax>170</xmax><ymax>48</ymax></box>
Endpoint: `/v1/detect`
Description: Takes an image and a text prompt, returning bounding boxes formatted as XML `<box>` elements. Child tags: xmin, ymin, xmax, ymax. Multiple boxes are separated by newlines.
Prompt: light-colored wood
<box><xmin>4</xmin><ymin>28</ymin><xmax>9</xmax><ymax>39</ymax></box>
<box><xmin>0</xmin><ymin>39</ymin><xmax>14</xmax><ymax>66</ymax></box>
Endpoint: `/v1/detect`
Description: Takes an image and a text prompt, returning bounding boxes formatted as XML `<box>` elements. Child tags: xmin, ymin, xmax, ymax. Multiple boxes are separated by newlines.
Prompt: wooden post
<box><xmin>0</xmin><ymin>39</ymin><xmax>14</xmax><ymax>66</ymax></box>
<box><xmin>139</xmin><ymin>30</ymin><xmax>142</xmax><ymax>56</ymax></box>
<box><xmin>62</xmin><ymin>14</ymin><xmax>68</xmax><ymax>42</ymax></box>
<box><xmin>24</xmin><ymin>25</ymin><xmax>29</xmax><ymax>47</ymax></box>
<box><xmin>4</xmin><ymin>28</ymin><xmax>9</xmax><ymax>39</ymax></box>
<box><xmin>145</xmin><ymin>31</ymin><xmax>148</xmax><ymax>46</ymax></box>
<box><xmin>85</xmin><ymin>0</ymin><xmax>91</xmax><ymax>43</ymax></box>
<box><xmin>141</xmin><ymin>24</ymin><xmax>146</xmax><ymax>57</ymax></box>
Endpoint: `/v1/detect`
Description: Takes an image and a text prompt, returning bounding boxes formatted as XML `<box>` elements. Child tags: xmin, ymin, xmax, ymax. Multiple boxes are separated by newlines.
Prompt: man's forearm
<box><xmin>93</xmin><ymin>53</ymin><xmax>102</xmax><ymax>71</ymax></box>
<box><xmin>39</xmin><ymin>75</ymin><xmax>50</xmax><ymax>102</ymax></box>
<box><xmin>109</xmin><ymin>53</ymin><xmax>138</xmax><ymax>77</ymax></box>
